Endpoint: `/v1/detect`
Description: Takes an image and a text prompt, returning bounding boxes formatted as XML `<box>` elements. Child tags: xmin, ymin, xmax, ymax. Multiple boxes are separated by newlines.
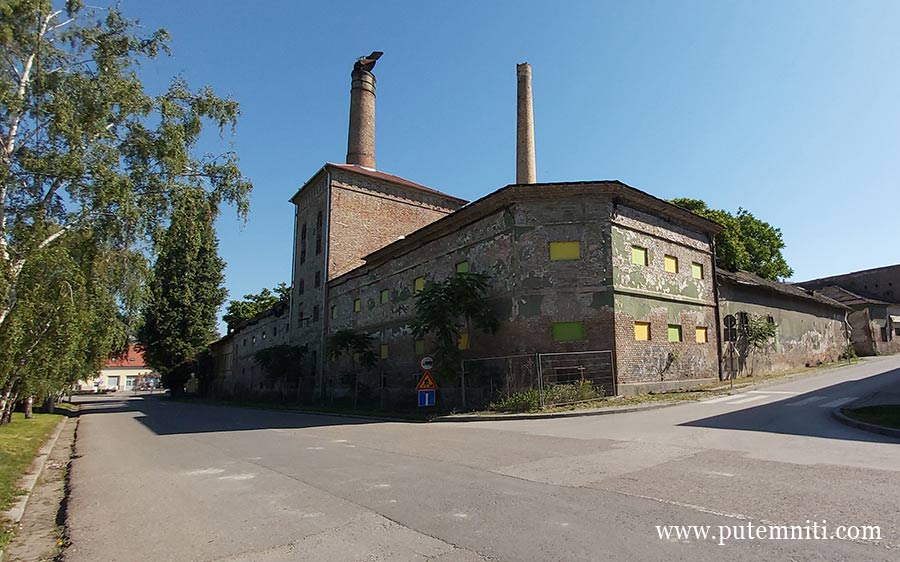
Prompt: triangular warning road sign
<box><xmin>416</xmin><ymin>371</ymin><xmax>439</xmax><ymax>391</ymax></box>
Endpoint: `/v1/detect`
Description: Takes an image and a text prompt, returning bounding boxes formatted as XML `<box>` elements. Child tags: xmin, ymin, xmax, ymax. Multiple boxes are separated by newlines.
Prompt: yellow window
<box><xmin>414</xmin><ymin>276</ymin><xmax>425</xmax><ymax>293</ymax></box>
<box><xmin>380</xmin><ymin>344</ymin><xmax>389</xmax><ymax>359</ymax></box>
<box><xmin>553</xmin><ymin>322</ymin><xmax>584</xmax><ymax>341</ymax></box>
<box><xmin>415</xmin><ymin>339</ymin><xmax>425</xmax><ymax>355</ymax></box>
<box><xmin>380</xmin><ymin>289</ymin><xmax>389</xmax><ymax>304</ymax></box>
<box><xmin>668</xmin><ymin>324</ymin><xmax>682</xmax><ymax>342</ymax></box>
<box><xmin>456</xmin><ymin>261</ymin><xmax>469</xmax><ymax>274</ymax></box>
<box><xmin>632</xmin><ymin>246</ymin><xmax>648</xmax><ymax>266</ymax></box>
<box><xmin>634</xmin><ymin>321</ymin><xmax>650</xmax><ymax>341</ymax></box>
<box><xmin>353</xmin><ymin>298</ymin><xmax>361</xmax><ymax>313</ymax></box>
<box><xmin>330</xmin><ymin>305</ymin><xmax>337</xmax><ymax>319</ymax></box>
<box><xmin>458</xmin><ymin>332</ymin><xmax>470</xmax><ymax>350</ymax></box>
<box><xmin>664</xmin><ymin>255</ymin><xmax>678</xmax><ymax>273</ymax></box>
<box><xmin>695</xmin><ymin>326</ymin><xmax>708</xmax><ymax>343</ymax></box>
<box><xmin>691</xmin><ymin>262</ymin><xmax>704</xmax><ymax>279</ymax></box>
<box><xmin>549</xmin><ymin>241</ymin><xmax>581</xmax><ymax>261</ymax></box>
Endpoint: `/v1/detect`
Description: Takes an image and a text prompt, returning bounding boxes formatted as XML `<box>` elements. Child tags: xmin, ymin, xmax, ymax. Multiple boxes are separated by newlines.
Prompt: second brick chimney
<box><xmin>346</xmin><ymin>52</ymin><xmax>382</xmax><ymax>169</ymax></box>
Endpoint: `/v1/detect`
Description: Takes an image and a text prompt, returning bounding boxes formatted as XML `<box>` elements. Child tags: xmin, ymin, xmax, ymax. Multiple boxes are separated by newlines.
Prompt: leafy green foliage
<box><xmin>743</xmin><ymin>313</ymin><xmax>777</xmax><ymax>349</ymax></box>
<box><xmin>0</xmin><ymin>2</ymin><xmax>251</xmax><ymax>421</ymax></box>
<box><xmin>488</xmin><ymin>389</ymin><xmax>540</xmax><ymax>413</ymax></box>
<box><xmin>327</xmin><ymin>329</ymin><xmax>377</xmax><ymax>368</ymax></box>
<box><xmin>411</xmin><ymin>272</ymin><xmax>499</xmax><ymax>383</ymax></box>
<box><xmin>223</xmin><ymin>284</ymin><xmax>289</xmax><ymax>332</ymax></box>
<box><xmin>253</xmin><ymin>344</ymin><xmax>307</xmax><ymax>383</ymax></box>
<box><xmin>543</xmin><ymin>381</ymin><xmax>605</xmax><ymax>406</ymax></box>
<box><xmin>670</xmin><ymin>198</ymin><xmax>793</xmax><ymax>280</ymax></box>
<box><xmin>138</xmin><ymin>190</ymin><xmax>226</xmax><ymax>375</ymax></box>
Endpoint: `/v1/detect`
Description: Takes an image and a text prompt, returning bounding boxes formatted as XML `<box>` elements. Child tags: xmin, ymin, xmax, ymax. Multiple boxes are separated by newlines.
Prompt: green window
<box><xmin>330</xmin><ymin>305</ymin><xmax>337</xmax><ymax>319</ymax></box>
<box><xmin>552</xmin><ymin>322</ymin><xmax>584</xmax><ymax>342</ymax></box>
<box><xmin>668</xmin><ymin>324</ymin><xmax>682</xmax><ymax>342</ymax></box>
<box><xmin>549</xmin><ymin>241</ymin><xmax>581</xmax><ymax>261</ymax></box>
<box><xmin>691</xmin><ymin>262</ymin><xmax>704</xmax><ymax>279</ymax></box>
<box><xmin>353</xmin><ymin>298</ymin><xmax>361</xmax><ymax>313</ymax></box>
<box><xmin>455</xmin><ymin>261</ymin><xmax>470</xmax><ymax>274</ymax></box>
<box><xmin>380</xmin><ymin>344</ymin><xmax>389</xmax><ymax>359</ymax></box>
<box><xmin>415</xmin><ymin>339</ymin><xmax>425</xmax><ymax>355</ymax></box>
<box><xmin>414</xmin><ymin>276</ymin><xmax>426</xmax><ymax>293</ymax></box>
<box><xmin>380</xmin><ymin>289</ymin><xmax>389</xmax><ymax>304</ymax></box>
<box><xmin>632</xmin><ymin>246</ymin><xmax>648</xmax><ymax>266</ymax></box>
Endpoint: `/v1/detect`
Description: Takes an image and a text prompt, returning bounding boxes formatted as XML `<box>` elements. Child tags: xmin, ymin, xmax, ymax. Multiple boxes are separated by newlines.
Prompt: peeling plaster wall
<box><xmin>611</xmin><ymin>204</ymin><xmax>719</xmax><ymax>391</ymax></box>
<box><xmin>718</xmin><ymin>282</ymin><xmax>847</xmax><ymax>376</ymax></box>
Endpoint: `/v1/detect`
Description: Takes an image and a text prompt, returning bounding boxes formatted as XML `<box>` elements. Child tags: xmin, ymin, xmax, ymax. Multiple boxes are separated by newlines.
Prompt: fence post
<box><xmin>536</xmin><ymin>353</ymin><xmax>545</xmax><ymax>409</ymax></box>
<box><xmin>460</xmin><ymin>359</ymin><xmax>467</xmax><ymax>411</ymax></box>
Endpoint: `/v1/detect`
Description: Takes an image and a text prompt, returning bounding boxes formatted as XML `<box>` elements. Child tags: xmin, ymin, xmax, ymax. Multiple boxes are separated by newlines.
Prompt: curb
<box><xmin>831</xmin><ymin>400</ymin><xmax>900</xmax><ymax>440</ymax></box>
<box><xmin>430</xmin><ymin>400</ymin><xmax>683</xmax><ymax>422</ymax></box>
<box><xmin>2</xmin><ymin>417</ymin><xmax>67</xmax><ymax>524</ymax></box>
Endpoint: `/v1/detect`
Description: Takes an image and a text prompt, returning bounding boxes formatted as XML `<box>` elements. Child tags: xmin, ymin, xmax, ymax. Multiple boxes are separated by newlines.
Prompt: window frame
<box><xmin>634</xmin><ymin>321</ymin><xmax>651</xmax><ymax>341</ymax></box>
<box><xmin>552</xmin><ymin>322</ymin><xmax>585</xmax><ymax>342</ymax></box>
<box><xmin>667</xmin><ymin>324</ymin><xmax>683</xmax><ymax>343</ymax></box>
<box><xmin>691</xmin><ymin>262</ymin><xmax>704</xmax><ymax>280</ymax></box>
<box><xmin>632</xmin><ymin>246</ymin><xmax>649</xmax><ymax>266</ymax></box>
<box><xmin>664</xmin><ymin>254</ymin><xmax>678</xmax><ymax>274</ymax></box>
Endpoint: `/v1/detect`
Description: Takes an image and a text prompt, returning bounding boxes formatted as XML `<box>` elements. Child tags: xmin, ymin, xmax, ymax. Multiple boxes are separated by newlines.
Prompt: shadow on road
<box><xmin>73</xmin><ymin>394</ymin><xmax>385</xmax><ymax>435</ymax></box>
<box><xmin>680</xmin><ymin>368</ymin><xmax>900</xmax><ymax>444</ymax></box>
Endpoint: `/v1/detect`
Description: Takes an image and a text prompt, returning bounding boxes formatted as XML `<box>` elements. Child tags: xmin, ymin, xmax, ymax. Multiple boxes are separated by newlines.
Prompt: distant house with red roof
<box><xmin>74</xmin><ymin>344</ymin><xmax>158</xmax><ymax>392</ymax></box>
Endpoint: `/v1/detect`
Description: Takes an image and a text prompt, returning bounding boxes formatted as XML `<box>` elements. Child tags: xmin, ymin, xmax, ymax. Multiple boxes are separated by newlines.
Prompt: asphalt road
<box><xmin>66</xmin><ymin>356</ymin><xmax>900</xmax><ymax>562</ymax></box>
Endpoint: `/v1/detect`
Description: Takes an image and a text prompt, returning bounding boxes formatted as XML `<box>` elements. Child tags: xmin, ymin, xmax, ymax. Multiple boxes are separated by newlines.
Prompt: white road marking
<box><xmin>333</xmin><ymin>439</ymin><xmax>349</xmax><ymax>443</ymax></box>
<box><xmin>785</xmin><ymin>396</ymin><xmax>827</xmax><ymax>407</ymax></box>
<box><xmin>820</xmin><ymin>397</ymin><xmax>858</xmax><ymax>408</ymax></box>
<box><xmin>218</xmin><ymin>473</ymin><xmax>256</xmax><ymax>481</ymax></box>
<box><xmin>703</xmin><ymin>394</ymin><xmax>746</xmax><ymax>404</ymax></box>
<box><xmin>185</xmin><ymin>468</ymin><xmax>225</xmax><ymax>476</ymax></box>
<box><xmin>703</xmin><ymin>471</ymin><xmax>735</xmax><ymax>477</ymax></box>
<box><xmin>305</xmin><ymin>446</ymin><xmax>324</xmax><ymax>450</ymax></box>
<box><xmin>747</xmin><ymin>390</ymin><xmax>799</xmax><ymax>395</ymax></box>
<box><xmin>726</xmin><ymin>395</ymin><xmax>767</xmax><ymax>405</ymax></box>
<box><xmin>453</xmin><ymin>513</ymin><xmax>468</xmax><ymax>519</ymax></box>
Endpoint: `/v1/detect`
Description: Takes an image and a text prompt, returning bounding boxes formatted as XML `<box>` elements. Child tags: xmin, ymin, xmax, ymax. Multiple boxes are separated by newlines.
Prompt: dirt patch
<box><xmin>3</xmin><ymin>418</ymin><xmax>77</xmax><ymax>562</ymax></box>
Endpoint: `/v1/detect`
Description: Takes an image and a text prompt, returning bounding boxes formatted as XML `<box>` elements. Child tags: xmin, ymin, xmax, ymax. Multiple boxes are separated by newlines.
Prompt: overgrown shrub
<box><xmin>839</xmin><ymin>344</ymin><xmax>858</xmax><ymax>361</ymax></box>
<box><xmin>489</xmin><ymin>389</ymin><xmax>540</xmax><ymax>413</ymax></box>
<box><xmin>544</xmin><ymin>380</ymin><xmax>604</xmax><ymax>405</ymax></box>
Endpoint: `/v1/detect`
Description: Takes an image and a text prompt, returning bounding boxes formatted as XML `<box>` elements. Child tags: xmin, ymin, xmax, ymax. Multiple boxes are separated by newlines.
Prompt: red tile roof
<box><xmin>106</xmin><ymin>345</ymin><xmax>147</xmax><ymax>368</ymax></box>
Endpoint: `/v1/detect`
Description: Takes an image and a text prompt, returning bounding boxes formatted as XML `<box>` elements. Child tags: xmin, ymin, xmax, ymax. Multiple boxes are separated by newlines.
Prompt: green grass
<box><xmin>842</xmin><ymin>405</ymin><xmax>900</xmax><ymax>430</ymax></box>
<box><xmin>0</xmin><ymin>412</ymin><xmax>63</xmax><ymax>547</ymax></box>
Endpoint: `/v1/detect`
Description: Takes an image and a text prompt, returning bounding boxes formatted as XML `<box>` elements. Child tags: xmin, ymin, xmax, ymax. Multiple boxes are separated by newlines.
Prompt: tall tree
<box><xmin>671</xmin><ymin>198</ymin><xmax>793</xmax><ymax>280</ymax></box>
<box><xmin>139</xmin><ymin>190</ymin><xmax>226</xmax><ymax>378</ymax></box>
<box><xmin>0</xmin><ymin>1</ymin><xmax>251</xmax><ymax>414</ymax></box>
<box><xmin>223</xmin><ymin>284</ymin><xmax>289</xmax><ymax>332</ymax></box>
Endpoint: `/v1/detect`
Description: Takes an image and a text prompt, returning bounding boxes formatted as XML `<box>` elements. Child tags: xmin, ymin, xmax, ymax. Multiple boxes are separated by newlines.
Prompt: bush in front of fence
<box><xmin>544</xmin><ymin>380</ymin><xmax>605</xmax><ymax>406</ymax></box>
<box><xmin>488</xmin><ymin>389</ymin><xmax>541</xmax><ymax>413</ymax></box>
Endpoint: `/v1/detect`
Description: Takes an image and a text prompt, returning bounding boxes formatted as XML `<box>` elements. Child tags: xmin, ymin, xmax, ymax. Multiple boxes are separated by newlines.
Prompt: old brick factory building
<box><xmin>209</xmin><ymin>55</ymin><xmax>860</xmax><ymax>409</ymax></box>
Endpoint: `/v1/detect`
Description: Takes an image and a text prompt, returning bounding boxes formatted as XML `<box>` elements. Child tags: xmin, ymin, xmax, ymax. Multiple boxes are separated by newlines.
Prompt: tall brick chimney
<box><xmin>516</xmin><ymin>62</ymin><xmax>536</xmax><ymax>184</ymax></box>
<box><xmin>346</xmin><ymin>52</ymin><xmax>382</xmax><ymax>169</ymax></box>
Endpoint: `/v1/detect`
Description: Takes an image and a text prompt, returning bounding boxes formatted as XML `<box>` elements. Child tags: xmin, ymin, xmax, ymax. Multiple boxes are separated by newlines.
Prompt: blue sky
<box><xmin>122</xmin><ymin>1</ymin><xmax>900</xmax><ymax>330</ymax></box>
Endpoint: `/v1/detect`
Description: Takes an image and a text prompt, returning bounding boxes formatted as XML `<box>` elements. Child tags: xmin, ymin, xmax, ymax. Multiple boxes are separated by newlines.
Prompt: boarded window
<box><xmin>696</xmin><ymin>326</ymin><xmax>708</xmax><ymax>343</ymax></box>
<box><xmin>668</xmin><ymin>324</ymin><xmax>682</xmax><ymax>342</ymax></box>
<box><xmin>456</xmin><ymin>261</ymin><xmax>470</xmax><ymax>274</ymax></box>
<box><xmin>380</xmin><ymin>344</ymin><xmax>389</xmax><ymax>359</ymax></box>
<box><xmin>458</xmin><ymin>332</ymin><xmax>470</xmax><ymax>350</ymax></box>
<box><xmin>634</xmin><ymin>322</ymin><xmax>650</xmax><ymax>341</ymax></box>
<box><xmin>691</xmin><ymin>262</ymin><xmax>704</xmax><ymax>279</ymax></box>
<box><xmin>552</xmin><ymin>322</ymin><xmax>584</xmax><ymax>342</ymax></box>
<box><xmin>380</xmin><ymin>289</ymin><xmax>389</xmax><ymax>304</ymax></box>
<box><xmin>632</xmin><ymin>246</ymin><xmax>648</xmax><ymax>266</ymax></box>
<box><xmin>414</xmin><ymin>277</ymin><xmax>426</xmax><ymax>293</ymax></box>
<box><xmin>549</xmin><ymin>241</ymin><xmax>581</xmax><ymax>261</ymax></box>
<box><xmin>415</xmin><ymin>339</ymin><xmax>425</xmax><ymax>355</ymax></box>
<box><xmin>664</xmin><ymin>255</ymin><xmax>678</xmax><ymax>273</ymax></box>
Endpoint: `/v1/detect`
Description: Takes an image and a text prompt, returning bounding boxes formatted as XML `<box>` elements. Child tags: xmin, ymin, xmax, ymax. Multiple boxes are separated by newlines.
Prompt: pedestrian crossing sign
<box><xmin>416</xmin><ymin>371</ymin><xmax>438</xmax><ymax>391</ymax></box>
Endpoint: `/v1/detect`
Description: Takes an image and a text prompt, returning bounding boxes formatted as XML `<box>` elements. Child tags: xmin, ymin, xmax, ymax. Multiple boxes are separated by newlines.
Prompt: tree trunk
<box><xmin>0</xmin><ymin>379</ymin><xmax>19</xmax><ymax>425</ymax></box>
<box><xmin>24</xmin><ymin>395</ymin><xmax>33</xmax><ymax>419</ymax></box>
<box><xmin>43</xmin><ymin>395</ymin><xmax>55</xmax><ymax>414</ymax></box>
<box><xmin>1</xmin><ymin>389</ymin><xmax>19</xmax><ymax>424</ymax></box>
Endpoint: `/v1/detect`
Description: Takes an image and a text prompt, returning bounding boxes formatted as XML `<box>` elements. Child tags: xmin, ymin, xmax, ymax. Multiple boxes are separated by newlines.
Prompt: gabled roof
<box><xmin>354</xmin><ymin>180</ymin><xmax>723</xmax><ymax>272</ymax></box>
<box><xmin>815</xmin><ymin>285</ymin><xmax>892</xmax><ymax>307</ymax></box>
<box><xmin>289</xmin><ymin>163</ymin><xmax>468</xmax><ymax>205</ymax></box>
<box><xmin>717</xmin><ymin>270</ymin><xmax>848</xmax><ymax>310</ymax></box>
<box><xmin>106</xmin><ymin>345</ymin><xmax>146</xmax><ymax>368</ymax></box>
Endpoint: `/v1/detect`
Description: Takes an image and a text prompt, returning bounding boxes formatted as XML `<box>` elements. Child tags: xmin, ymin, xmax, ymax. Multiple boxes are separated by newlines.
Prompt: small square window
<box><xmin>354</xmin><ymin>298</ymin><xmax>362</xmax><ymax>312</ymax></box>
<box><xmin>632</xmin><ymin>246</ymin><xmax>648</xmax><ymax>266</ymax></box>
<box><xmin>552</xmin><ymin>322</ymin><xmax>584</xmax><ymax>342</ymax></box>
<box><xmin>549</xmin><ymin>241</ymin><xmax>581</xmax><ymax>261</ymax></box>
<box><xmin>634</xmin><ymin>322</ymin><xmax>650</xmax><ymax>341</ymax></box>
<box><xmin>664</xmin><ymin>255</ymin><xmax>678</xmax><ymax>273</ymax></box>
<box><xmin>414</xmin><ymin>277</ymin><xmax>426</xmax><ymax>293</ymax></box>
<box><xmin>668</xmin><ymin>324</ymin><xmax>682</xmax><ymax>342</ymax></box>
<box><xmin>330</xmin><ymin>305</ymin><xmax>337</xmax><ymax>319</ymax></box>
<box><xmin>696</xmin><ymin>326</ymin><xmax>708</xmax><ymax>343</ymax></box>
<box><xmin>456</xmin><ymin>261</ymin><xmax>469</xmax><ymax>274</ymax></box>
<box><xmin>415</xmin><ymin>339</ymin><xmax>425</xmax><ymax>355</ymax></box>
<box><xmin>380</xmin><ymin>344</ymin><xmax>389</xmax><ymax>359</ymax></box>
<box><xmin>691</xmin><ymin>262</ymin><xmax>704</xmax><ymax>279</ymax></box>
<box><xmin>380</xmin><ymin>289</ymin><xmax>389</xmax><ymax>304</ymax></box>
<box><xmin>458</xmin><ymin>332</ymin><xmax>470</xmax><ymax>350</ymax></box>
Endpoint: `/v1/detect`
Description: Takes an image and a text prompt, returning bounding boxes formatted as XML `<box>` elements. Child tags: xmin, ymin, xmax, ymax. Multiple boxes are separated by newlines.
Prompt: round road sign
<box><xmin>420</xmin><ymin>356</ymin><xmax>434</xmax><ymax>370</ymax></box>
